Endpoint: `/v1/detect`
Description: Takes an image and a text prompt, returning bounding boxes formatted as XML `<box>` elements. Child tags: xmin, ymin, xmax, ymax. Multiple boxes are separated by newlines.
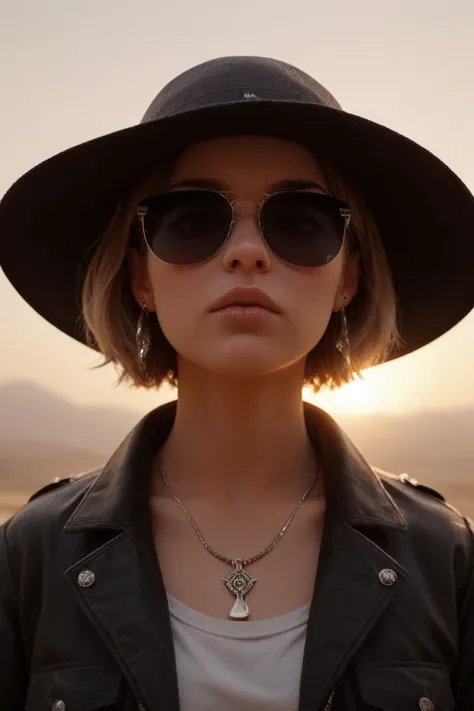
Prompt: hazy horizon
<box><xmin>1</xmin><ymin>0</ymin><xmax>473</xmax><ymax>417</ymax></box>
<box><xmin>1</xmin><ymin>378</ymin><xmax>473</xmax><ymax>523</ymax></box>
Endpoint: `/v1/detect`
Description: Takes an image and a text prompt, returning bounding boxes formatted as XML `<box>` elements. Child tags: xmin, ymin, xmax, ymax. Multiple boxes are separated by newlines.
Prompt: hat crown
<box><xmin>141</xmin><ymin>56</ymin><xmax>342</xmax><ymax>124</ymax></box>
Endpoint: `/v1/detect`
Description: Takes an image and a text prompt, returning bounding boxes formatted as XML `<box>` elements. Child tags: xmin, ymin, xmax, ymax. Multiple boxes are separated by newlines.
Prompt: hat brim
<box><xmin>1</xmin><ymin>99</ymin><xmax>473</xmax><ymax>361</ymax></box>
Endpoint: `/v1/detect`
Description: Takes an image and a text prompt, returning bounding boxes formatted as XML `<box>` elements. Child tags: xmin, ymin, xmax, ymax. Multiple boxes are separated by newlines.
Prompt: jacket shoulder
<box><xmin>374</xmin><ymin>467</ymin><xmax>472</xmax><ymax>529</ymax></box>
<box><xmin>28</xmin><ymin>468</ymin><xmax>101</xmax><ymax>503</ymax></box>
<box><xmin>28</xmin><ymin>475</ymin><xmax>83</xmax><ymax>502</ymax></box>
<box><xmin>3</xmin><ymin>469</ymin><xmax>102</xmax><ymax>533</ymax></box>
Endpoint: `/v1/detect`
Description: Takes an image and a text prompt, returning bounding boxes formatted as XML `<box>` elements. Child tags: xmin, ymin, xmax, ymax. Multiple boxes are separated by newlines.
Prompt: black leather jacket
<box><xmin>1</xmin><ymin>402</ymin><xmax>473</xmax><ymax>710</ymax></box>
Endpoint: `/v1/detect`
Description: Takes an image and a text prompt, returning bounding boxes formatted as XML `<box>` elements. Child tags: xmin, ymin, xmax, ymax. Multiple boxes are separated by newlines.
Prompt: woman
<box><xmin>0</xmin><ymin>56</ymin><xmax>473</xmax><ymax>711</ymax></box>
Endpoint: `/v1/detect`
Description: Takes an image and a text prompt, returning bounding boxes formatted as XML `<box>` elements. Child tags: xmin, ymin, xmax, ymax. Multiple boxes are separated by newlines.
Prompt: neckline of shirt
<box><xmin>166</xmin><ymin>593</ymin><xmax>311</xmax><ymax>639</ymax></box>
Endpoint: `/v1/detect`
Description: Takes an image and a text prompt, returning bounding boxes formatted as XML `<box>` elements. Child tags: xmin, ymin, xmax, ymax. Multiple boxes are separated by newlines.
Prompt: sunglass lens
<box><xmin>142</xmin><ymin>191</ymin><xmax>232</xmax><ymax>265</ymax></box>
<box><xmin>260</xmin><ymin>192</ymin><xmax>347</xmax><ymax>267</ymax></box>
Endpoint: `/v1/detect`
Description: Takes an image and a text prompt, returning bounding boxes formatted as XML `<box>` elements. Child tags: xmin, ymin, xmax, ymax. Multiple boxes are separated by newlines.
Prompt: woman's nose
<box><xmin>221</xmin><ymin>198</ymin><xmax>272</xmax><ymax>273</ymax></box>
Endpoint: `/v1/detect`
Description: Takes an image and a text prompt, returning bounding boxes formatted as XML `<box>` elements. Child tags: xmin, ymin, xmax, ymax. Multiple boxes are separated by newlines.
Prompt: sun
<box><xmin>333</xmin><ymin>378</ymin><xmax>373</xmax><ymax>411</ymax></box>
<box><xmin>307</xmin><ymin>377</ymin><xmax>373</xmax><ymax>413</ymax></box>
<box><xmin>304</xmin><ymin>369</ymin><xmax>394</xmax><ymax>414</ymax></box>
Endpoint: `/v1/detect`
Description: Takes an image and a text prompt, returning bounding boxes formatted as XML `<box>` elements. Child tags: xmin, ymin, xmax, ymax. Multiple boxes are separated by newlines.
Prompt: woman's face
<box><xmin>131</xmin><ymin>136</ymin><xmax>358</xmax><ymax>380</ymax></box>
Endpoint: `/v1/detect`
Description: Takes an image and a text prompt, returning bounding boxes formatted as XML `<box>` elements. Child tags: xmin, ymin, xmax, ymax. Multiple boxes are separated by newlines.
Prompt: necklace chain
<box><xmin>159</xmin><ymin>463</ymin><xmax>317</xmax><ymax>567</ymax></box>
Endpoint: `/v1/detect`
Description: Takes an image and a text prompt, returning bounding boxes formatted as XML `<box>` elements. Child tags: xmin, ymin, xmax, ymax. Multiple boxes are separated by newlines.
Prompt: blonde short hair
<box><xmin>81</xmin><ymin>157</ymin><xmax>400</xmax><ymax>392</ymax></box>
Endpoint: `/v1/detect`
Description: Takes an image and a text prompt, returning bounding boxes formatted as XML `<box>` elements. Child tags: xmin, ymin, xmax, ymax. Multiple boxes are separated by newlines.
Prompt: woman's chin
<box><xmin>175</xmin><ymin>334</ymin><xmax>308</xmax><ymax>381</ymax></box>
<box><xmin>190</xmin><ymin>347</ymin><xmax>303</xmax><ymax>381</ymax></box>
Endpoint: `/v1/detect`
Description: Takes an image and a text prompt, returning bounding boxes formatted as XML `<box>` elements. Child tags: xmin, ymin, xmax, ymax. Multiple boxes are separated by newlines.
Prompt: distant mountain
<box><xmin>0</xmin><ymin>380</ymin><xmax>142</xmax><ymax>453</ymax></box>
<box><xmin>0</xmin><ymin>380</ymin><xmax>146</xmax><ymax>502</ymax></box>
<box><xmin>0</xmin><ymin>380</ymin><xmax>472</xmax><ymax>520</ymax></box>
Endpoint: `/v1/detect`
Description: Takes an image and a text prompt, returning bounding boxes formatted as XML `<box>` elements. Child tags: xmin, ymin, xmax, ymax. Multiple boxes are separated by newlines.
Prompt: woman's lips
<box><xmin>209</xmin><ymin>286</ymin><xmax>280</xmax><ymax>314</ymax></box>
<box><xmin>211</xmin><ymin>304</ymin><xmax>278</xmax><ymax>321</ymax></box>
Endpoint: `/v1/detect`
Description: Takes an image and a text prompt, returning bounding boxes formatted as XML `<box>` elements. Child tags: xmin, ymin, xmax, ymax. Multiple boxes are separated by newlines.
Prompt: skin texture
<box><xmin>129</xmin><ymin>136</ymin><xmax>359</xmax><ymax>619</ymax></box>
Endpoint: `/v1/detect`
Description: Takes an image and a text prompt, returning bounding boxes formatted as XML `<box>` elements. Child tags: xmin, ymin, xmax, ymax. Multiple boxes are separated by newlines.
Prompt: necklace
<box><xmin>159</xmin><ymin>462</ymin><xmax>317</xmax><ymax>620</ymax></box>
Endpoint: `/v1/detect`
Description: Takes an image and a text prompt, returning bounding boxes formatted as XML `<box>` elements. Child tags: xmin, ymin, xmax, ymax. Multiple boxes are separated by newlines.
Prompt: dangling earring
<box><xmin>136</xmin><ymin>298</ymin><xmax>151</xmax><ymax>375</ymax></box>
<box><xmin>336</xmin><ymin>302</ymin><xmax>352</xmax><ymax>375</ymax></box>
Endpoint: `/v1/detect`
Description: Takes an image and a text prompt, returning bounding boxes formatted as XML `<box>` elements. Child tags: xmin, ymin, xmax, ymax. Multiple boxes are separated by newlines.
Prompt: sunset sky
<box><xmin>0</xmin><ymin>0</ymin><xmax>473</xmax><ymax>416</ymax></box>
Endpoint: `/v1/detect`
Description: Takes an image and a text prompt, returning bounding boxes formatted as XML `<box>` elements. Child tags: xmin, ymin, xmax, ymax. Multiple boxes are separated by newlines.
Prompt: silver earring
<box><xmin>136</xmin><ymin>298</ymin><xmax>151</xmax><ymax>374</ymax></box>
<box><xmin>336</xmin><ymin>306</ymin><xmax>352</xmax><ymax>374</ymax></box>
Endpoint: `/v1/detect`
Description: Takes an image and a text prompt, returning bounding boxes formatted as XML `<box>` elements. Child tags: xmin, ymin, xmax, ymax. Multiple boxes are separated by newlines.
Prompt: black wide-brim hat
<box><xmin>1</xmin><ymin>56</ymin><xmax>473</xmax><ymax>361</ymax></box>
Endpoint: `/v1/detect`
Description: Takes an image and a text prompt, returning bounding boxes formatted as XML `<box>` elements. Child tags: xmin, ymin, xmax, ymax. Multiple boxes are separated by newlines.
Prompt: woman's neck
<box><xmin>154</xmin><ymin>361</ymin><xmax>319</xmax><ymax>510</ymax></box>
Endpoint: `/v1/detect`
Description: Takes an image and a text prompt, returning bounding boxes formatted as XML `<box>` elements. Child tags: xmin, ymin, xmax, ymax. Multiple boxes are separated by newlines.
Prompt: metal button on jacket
<box><xmin>418</xmin><ymin>697</ymin><xmax>434</xmax><ymax>711</ymax></box>
<box><xmin>378</xmin><ymin>568</ymin><xmax>398</xmax><ymax>586</ymax></box>
<box><xmin>52</xmin><ymin>701</ymin><xmax>66</xmax><ymax>711</ymax></box>
<box><xmin>77</xmin><ymin>570</ymin><xmax>96</xmax><ymax>588</ymax></box>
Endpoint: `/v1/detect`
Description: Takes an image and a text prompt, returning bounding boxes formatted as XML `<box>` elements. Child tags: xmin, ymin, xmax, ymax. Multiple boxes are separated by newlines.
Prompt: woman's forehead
<box><xmin>168</xmin><ymin>136</ymin><xmax>328</xmax><ymax>193</ymax></box>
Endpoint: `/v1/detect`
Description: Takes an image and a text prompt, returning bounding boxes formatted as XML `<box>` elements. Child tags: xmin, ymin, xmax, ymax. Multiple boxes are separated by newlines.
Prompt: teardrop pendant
<box><xmin>229</xmin><ymin>594</ymin><xmax>250</xmax><ymax>620</ymax></box>
<box><xmin>222</xmin><ymin>559</ymin><xmax>256</xmax><ymax>620</ymax></box>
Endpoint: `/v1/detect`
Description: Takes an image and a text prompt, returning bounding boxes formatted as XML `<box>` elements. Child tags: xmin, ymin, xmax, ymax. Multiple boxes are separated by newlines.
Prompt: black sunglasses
<box><xmin>137</xmin><ymin>189</ymin><xmax>351</xmax><ymax>268</ymax></box>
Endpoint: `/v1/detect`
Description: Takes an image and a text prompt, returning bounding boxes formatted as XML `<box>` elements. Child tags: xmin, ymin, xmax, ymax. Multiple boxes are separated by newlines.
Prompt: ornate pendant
<box><xmin>222</xmin><ymin>559</ymin><xmax>256</xmax><ymax>620</ymax></box>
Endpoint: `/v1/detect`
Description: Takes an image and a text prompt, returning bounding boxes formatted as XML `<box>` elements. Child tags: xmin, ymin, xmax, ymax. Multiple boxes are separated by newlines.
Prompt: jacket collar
<box><xmin>304</xmin><ymin>403</ymin><xmax>407</xmax><ymax>530</ymax></box>
<box><xmin>64</xmin><ymin>399</ymin><xmax>406</xmax><ymax>532</ymax></box>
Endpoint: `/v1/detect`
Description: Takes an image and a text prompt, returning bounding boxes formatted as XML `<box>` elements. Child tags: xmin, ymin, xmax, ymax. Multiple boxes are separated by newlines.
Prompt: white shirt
<box><xmin>167</xmin><ymin>594</ymin><xmax>310</xmax><ymax>711</ymax></box>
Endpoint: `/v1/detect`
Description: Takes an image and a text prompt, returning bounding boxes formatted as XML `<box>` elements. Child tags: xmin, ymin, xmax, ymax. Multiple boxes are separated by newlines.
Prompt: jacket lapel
<box><xmin>298</xmin><ymin>517</ymin><xmax>409</xmax><ymax>711</ymax></box>
<box><xmin>299</xmin><ymin>405</ymin><xmax>409</xmax><ymax>711</ymax></box>
<box><xmin>64</xmin><ymin>522</ymin><xmax>178</xmax><ymax>711</ymax></box>
<box><xmin>63</xmin><ymin>401</ymin><xmax>179</xmax><ymax>711</ymax></box>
